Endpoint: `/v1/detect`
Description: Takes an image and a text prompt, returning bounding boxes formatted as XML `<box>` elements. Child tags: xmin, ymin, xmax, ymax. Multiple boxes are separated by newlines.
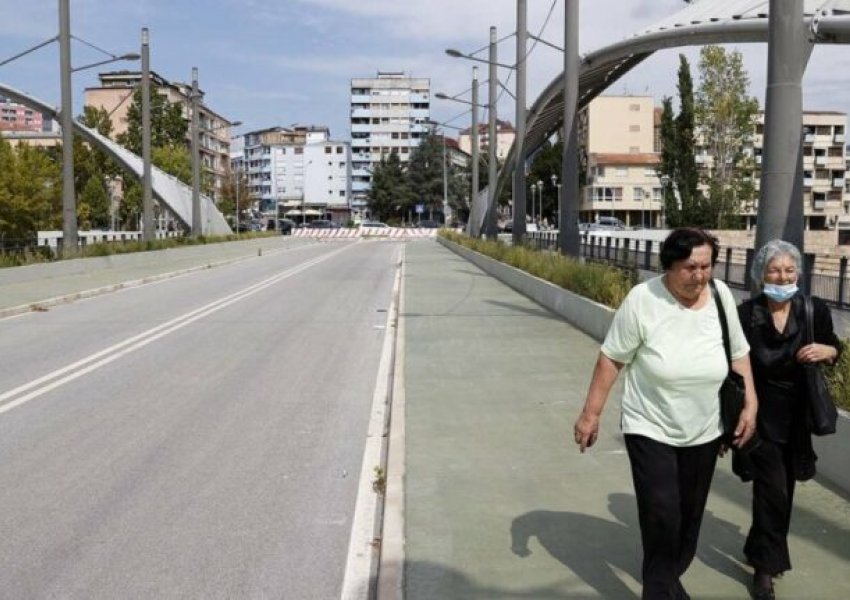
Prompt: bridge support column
<box><xmin>469</xmin><ymin>68</ymin><xmax>481</xmax><ymax>238</ymax></box>
<box><xmin>512</xmin><ymin>0</ymin><xmax>528</xmax><ymax>243</ymax></box>
<box><xmin>141</xmin><ymin>28</ymin><xmax>154</xmax><ymax>241</ymax></box>
<box><xmin>59</xmin><ymin>0</ymin><xmax>78</xmax><ymax>255</ymax></box>
<box><xmin>485</xmin><ymin>26</ymin><xmax>499</xmax><ymax>239</ymax></box>
<box><xmin>558</xmin><ymin>0</ymin><xmax>580</xmax><ymax>257</ymax></box>
<box><xmin>755</xmin><ymin>0</ymin><xmax>812</xmax><ymax>284</ymax></box>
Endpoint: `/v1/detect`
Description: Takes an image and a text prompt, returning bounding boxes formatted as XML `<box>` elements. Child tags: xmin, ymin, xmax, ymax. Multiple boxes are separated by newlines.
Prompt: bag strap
<box><xmin>709</xmin><ymin>280</ymin><xmax>733</xmax><ymax>368</ymax></box>
<box><xmin>804</xmin><ymin>295</ymin><xmax>814</xmax><ymax>345</ymax></box>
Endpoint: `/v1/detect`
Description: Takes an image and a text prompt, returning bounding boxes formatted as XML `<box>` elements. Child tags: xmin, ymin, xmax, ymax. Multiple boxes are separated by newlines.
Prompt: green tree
<box><xmin>674</xmin><ymin>55</ymin><xmax>701</xmax><ymax>225</ymax></box>
<box><xmin>78</xmin><ymin>175</ymin><xmax>111</xmax><ymax>230</ymax></box>
<box><xmin>407</xmin><ymin>133</ymin><xmax>445</xmax><ymax>219</ymax></box>
<box><xmin>0</xmin><ymin>138</ymin><xmax>61</xmax><ymax>249</ymax></box>
<box><xmin>528</xmin><ymin>139</ymin><xmax>563</xmax><ymax>223</ymax></box>
<box><xmin>658</xmin><ymin>97</ymin><xmax>683</xmax><ymax>227</ymax></box>
<box><xmin>367</xmin><ymin>153</ymin><xmax>411</xmax><ymax>222</ymax></box>
<box><xmin>695</xmin><ymin>46</ymin><xmax>759</xmax><ymax>228</ymax></box>
<box><xmin>116</xmin><ymin>87</ymin><xmax>188</xmax><ymax>154</ymax></box>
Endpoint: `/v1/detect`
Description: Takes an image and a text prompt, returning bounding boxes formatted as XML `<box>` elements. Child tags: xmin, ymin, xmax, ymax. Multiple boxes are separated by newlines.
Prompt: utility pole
<box><xmin>191</xmin><ymin>67</ymin><xmax>201</xmax><ymax>236</ymax></box>
<box><xmin>755</xmin><ymin>0</ymin><xmax>810</xmax><ymax>272</ymax></box>
<box><xmin>513</xmin><ymin>0</ymin><xmax>528</xmax><ymax>243</ymax></box>
<box><xmin>141</xmin><ymin>28</ymin><xmax>153</xmax><ymax>241</ymax></box>
<box><xmin>559</xmin><ymin>0</ymin><xmax>581</xmax><ymax>256</ymax></box>
<box><xmin>469</xmin><ymin>67</ymin><xmax>480</xmax><ymax>237</ymax></box>
<box><xmin>59</xmin><ymin>0</ymin><xmax>77</xmax><ymax>255</ymax></box>
<box><xmin>485</xmin><ymin>26</ymin><xmax>498</xmax><ymax>239</ymax></box>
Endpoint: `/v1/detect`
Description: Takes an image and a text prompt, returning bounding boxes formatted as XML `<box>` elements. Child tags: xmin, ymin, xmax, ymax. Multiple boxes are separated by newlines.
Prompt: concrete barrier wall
<box><xmin>438</xmin><ymin>236</ymin><xmax>850</xmax><ymax>495</ymax></box>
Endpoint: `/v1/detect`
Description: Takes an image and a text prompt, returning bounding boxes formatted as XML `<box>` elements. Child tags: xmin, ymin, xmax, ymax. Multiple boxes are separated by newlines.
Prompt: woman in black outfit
<box><xmin>737</xmin><ymin>240</ymin><xmax>841</xmax><ymax>600</ymax></box>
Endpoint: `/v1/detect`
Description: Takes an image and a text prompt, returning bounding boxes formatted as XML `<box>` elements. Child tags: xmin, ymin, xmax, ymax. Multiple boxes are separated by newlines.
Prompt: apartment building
<box><xmin>232</xmin><ymin>126</ymin><xmax>352</xmax><ymax>223</ymax></box>
<box><xmin>0</xmin><ymin>94</ymin><xmax>47</xmax><ymax>132</ymax></box>
<box><xmin>579</xmin><ymin>95</ymin><xmax>663</xmax><ymax>226</ymax></box>
<box><xmin>457</xmin><ymin>120</ymin><xmax>516</xmax><ymax>161</ymax></box>
<box><xmin>350</xmin><ymin>71</ymin><xmax>430</xmax><ymax>220</ymax></box>
<box><xmin>84</xmin><ymin>70</ymin><xmax>236</xmax><ymax>203</ymax></box>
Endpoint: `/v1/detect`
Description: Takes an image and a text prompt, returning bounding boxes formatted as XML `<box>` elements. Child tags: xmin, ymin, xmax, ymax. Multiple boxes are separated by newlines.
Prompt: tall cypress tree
<box><xmin>675</xmin><ymin>54</ymin><xmax>700</xmax><ymax>225</ymax></box>
<box><xmin>658</xmin><ymin>97</ymin><xmax>680</xmax><ymax>227</ymax></box>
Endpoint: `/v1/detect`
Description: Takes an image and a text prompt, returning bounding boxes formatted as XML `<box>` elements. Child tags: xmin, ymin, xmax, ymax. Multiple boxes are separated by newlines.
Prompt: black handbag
<box><xmin>804</xmin><ymin>297</ymin><xmax>838</xmax><ymax>436</ymax></box>
<box><xmin>710</xmin><ymin>281</ymin><xmax>759</xmax><ymax>453</ymax></box>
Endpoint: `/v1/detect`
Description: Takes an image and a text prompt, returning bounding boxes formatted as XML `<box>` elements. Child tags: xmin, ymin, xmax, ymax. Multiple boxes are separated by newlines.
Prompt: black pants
<box><xmin>744</xmin><ymin>439</ymin><xmax>795</xmax><ymax>575</ymax></box>
<box><xmin>625</xmin><ymin>434</ymin><xmax>721</xmax><ymax>600</ymax></box>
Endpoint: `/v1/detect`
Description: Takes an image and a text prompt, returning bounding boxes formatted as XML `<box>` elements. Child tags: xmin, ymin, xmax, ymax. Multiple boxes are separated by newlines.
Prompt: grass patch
<box><xmin>439</xmin><ymin>229</ymin><xmax>636</xmax><ymax>310</ymax></box>
<box><xmin>0</xmin><ymin>231</ymin><xmax>277</xmax><ymax>268</ymax></box>
<box><xmin>825</xmin><ymin>341</ymin><xmax>850</xmax><ymax>412</ymax></box>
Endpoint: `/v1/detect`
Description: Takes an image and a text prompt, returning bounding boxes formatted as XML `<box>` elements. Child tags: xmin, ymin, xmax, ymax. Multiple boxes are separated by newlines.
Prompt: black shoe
<box><xmin>752</xmin><ymin>571</ymin><xmax>775</xmax><ymax>600</ymax></box>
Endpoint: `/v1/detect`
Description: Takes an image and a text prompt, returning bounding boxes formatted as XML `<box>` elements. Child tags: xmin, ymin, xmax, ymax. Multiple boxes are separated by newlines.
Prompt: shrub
<box><xmin>825</xmin><ymin>340</ymin><xmax>850</xmax><ymax>412</ymax></box>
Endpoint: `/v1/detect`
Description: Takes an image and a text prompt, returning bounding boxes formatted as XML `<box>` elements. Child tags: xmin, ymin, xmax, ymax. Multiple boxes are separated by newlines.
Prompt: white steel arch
<box><xmin>0</xmin><ymin>83</ymin><xmax>232</xmax><ymax>235</ymax></box>
<box><xmin>492</xmin><ymin>0</ymin><xmax>850</xmax><ymax>217</ymax></box>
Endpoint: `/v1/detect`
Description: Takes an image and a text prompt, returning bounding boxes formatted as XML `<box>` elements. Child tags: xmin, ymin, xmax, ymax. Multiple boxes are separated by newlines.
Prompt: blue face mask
<box><xmin>763</xmin><ymin>282</ymin><xmax>798</xmax><ymax>302</ymax></box>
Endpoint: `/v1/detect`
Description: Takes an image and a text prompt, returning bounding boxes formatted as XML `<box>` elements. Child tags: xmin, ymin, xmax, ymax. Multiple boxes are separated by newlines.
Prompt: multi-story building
<box><xmin>350</xmin><ymin>71</ymin><xmax>430</xmax><ymax>220</ymax></box>
<box><xmin>232</xmin><ymin>125</ymin><xmax>352</xmax><ymax>224</ymax></box>
<box><xmin>84</xmin><ymin>70</ymin><xmax>236</xmax><ymax>203</ymax></box>
<box><xmin>579</xmin><ymin>95</ymin><xmax>663</xmax><ymax>226</ymax></box>
<box><xmin>0</xmin><ymin>94</ymin><xmax>47</xmax><ymax>132</ymax></box>
<box><xmin>457</xmin><ymin>120</ymin><xmax>516</xmax><ymax>161</ymax></box>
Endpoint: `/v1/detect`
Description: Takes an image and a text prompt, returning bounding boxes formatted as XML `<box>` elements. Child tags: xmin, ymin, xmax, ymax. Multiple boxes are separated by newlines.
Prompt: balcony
<box><xmin>804</xmin><ymin>177</ymin><xmax>814</xmax><ymax>187</ymax></box>
<box><xmin>834</xmin><ymin>178</ymin><xmax>846</xmax><ymax>188</ymax></box>
<box><xmin>815</xmin><ymin>155</ymin><xmax>827</xmax><ymax>166</ymax></box>
<box><xmin>835</xmin><ymin>133</ymin><xmax>846</xmax><ymax>144</ymax></box>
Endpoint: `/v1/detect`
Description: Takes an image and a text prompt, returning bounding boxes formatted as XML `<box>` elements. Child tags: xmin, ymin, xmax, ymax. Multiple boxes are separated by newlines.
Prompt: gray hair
<box><xmin>750</xmin><ymin>239</ymin><xmax>803</xmax><ymax>290</ymax></box>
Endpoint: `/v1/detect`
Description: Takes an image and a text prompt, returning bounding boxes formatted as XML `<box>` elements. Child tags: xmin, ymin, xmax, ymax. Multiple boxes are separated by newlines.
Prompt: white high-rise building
<box><xmin>233</xmin><ymin>125</ymin><xmax>352</xmax><ymax>224</ymax></box>
<box><xmin>350</xmin><ymin>71</ymin><xmax>430</xmax><ymax>220</ymax></box>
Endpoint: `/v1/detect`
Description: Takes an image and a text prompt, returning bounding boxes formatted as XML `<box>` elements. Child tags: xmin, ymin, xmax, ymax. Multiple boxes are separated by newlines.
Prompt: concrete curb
<box><xmin>437</xmin><ymin>236</ymin><xmax>850</xmax><ymax>496</ymax></box>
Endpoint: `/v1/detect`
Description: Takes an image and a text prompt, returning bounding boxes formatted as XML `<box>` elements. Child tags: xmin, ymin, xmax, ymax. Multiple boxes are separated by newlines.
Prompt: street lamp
<box><xmin>536</xmin><ymin>179</ymin><xmax>544</xmax><ymax>226</ymax></box>
<box><xmin>445</xmin><ymin>26</ymin><xmax>513</xmax><ymax>239</ymax></box>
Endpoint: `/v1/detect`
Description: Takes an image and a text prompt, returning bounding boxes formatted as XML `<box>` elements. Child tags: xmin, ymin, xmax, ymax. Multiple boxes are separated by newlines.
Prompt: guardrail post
<box><xmin>803</xmin><ymin>252</ymin><xmax>815</xmax><ymax>295</ymax></box>
<box><xmin>724</xmin><ymin>247</ymin><xmax>732</xmax><ymax>282</ymax></box>
<box><xmin>605</xmin><ymin>237</ymin><xmax>611</xmax><ymax>260</ymax></box>
<box><xmin>839</xmin><ymin>257</ymin><xmax>848</xmax><ymax>307</ymax></box>
<box><xmin>745</xmin><ymin>248</ymin><xmax>755</xmax><ymax>292</ymax></box>
<box><xmin>644</xmin><ymin>240</ymin><xmax>652</xmax><ymax>271</ymax></box>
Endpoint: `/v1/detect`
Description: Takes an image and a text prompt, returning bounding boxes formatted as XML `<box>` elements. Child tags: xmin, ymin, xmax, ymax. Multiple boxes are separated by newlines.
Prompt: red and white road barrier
<box><xmin>292</xmin><ymin>228</ymin><xmax>438</xmax><ymax>239</ymax></box>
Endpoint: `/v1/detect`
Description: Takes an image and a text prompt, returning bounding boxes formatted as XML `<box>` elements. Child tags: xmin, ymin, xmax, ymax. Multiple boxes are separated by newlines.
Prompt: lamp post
<box><xmin>529</xmin><ymin>183</ymin><xmax>536</xmax><ymax>230</ymax></box>
<box><xmin>190</xmin><ymin>67</ymin><xmax>202</xmax><ymax>236</ymax></box>
<box><xmin>141</xmin><ymin>27</ymin><xmax>153</xmax><ymax>241</ymax></box>
<box><xmin>536</xmin><ymin>179</ymin><xmax>543</xmax><ymax>226</ymax></box>
<box><xmin>550</xmin><ymin>174</ymin><xmax>558</xmax><ymax>228</ymax></box>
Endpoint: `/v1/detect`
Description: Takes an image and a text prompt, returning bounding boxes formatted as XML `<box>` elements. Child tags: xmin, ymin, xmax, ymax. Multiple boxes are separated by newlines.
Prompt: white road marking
<box><xmin>0</xmin><ymin>245</ymin><xmax>352</xmax><ymax>416</ymax></box>
<box><xmin>340</xmin><ymin>248</ymin><xmax>402</xmax><ymax>600</ymax></box>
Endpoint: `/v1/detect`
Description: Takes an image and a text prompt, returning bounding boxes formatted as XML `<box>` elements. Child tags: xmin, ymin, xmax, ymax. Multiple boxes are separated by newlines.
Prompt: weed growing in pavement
<box><xmin>372</xmin><ymin>466</ymin><xmax>386</xmax><ymax>495</ymax></box>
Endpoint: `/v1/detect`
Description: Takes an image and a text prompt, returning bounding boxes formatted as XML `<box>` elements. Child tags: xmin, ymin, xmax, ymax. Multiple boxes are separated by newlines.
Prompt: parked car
<box><xmin>278</xmin><ymin>218</ymin><xmax>296</xmax><ymax>235</ymax></box>
<box><xmin>306</xmin><ymin>219</ymin><xmax>340</xmax><ymax>229</ymax></box>
<box><xmin>360</xmin><ymin>221</ymin><xmax>389</xmax><ymax>229</ymax></box>
<box><xmin>592</xmin><ymin>216</ymin><xmax>626</xmax><ymax>230</ymax></box>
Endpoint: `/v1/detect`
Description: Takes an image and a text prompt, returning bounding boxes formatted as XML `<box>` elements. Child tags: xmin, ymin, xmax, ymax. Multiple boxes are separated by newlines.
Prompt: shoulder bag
<box><xmin>710</xmin><ymin>280</ymin><xmax>759</xmax><ymax>453</ymax></box>
<box><xmin>804</xmin><ymin>296</ymin><xmax>838</xmax><ymax>436</ymax></box>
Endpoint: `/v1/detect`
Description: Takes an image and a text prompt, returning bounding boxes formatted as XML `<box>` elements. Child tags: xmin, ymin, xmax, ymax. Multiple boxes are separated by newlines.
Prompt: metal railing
<box><xmin>525</xmin><ymin>231</ymin><xmax>850</xmax><ymax>309</ymax></box>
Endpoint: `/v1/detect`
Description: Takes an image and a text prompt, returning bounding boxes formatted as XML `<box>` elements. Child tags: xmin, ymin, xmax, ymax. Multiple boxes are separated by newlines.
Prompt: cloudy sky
<box><xmin>2</xmin><ymin>0</ymin><xmax>850</xmax><ymax>140</ymax></box>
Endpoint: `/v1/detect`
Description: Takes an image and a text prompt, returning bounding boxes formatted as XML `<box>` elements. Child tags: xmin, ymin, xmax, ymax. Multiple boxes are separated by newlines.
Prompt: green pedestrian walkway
<box><xmin>394</xmin><ymin>240</ymin><xmax>850</xmax><ymax>600</ymax></box>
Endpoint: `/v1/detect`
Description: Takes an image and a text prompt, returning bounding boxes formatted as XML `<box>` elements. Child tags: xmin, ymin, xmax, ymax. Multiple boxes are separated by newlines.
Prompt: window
<box><xmin>325</xmin><ymin>147</ymin><xmax>332</xmax><ymax>154</ymax></box>
<box><xmin>633</xmin><ymin>187</ymin><xmax>646</xmax><ymax>201</ymax></box>
<box><xmin>336</xmin><ymin>146</ymin><xmax>343</xmax><ymax>154</ymax></box>
<box><xmin>340</xmin><ymin>190</ymin><xmax>346</xmax><ymax>196</ymax></box>
<box><xmin>629</xmin><ymin>146</ymin><xmax>640</xmax><ymax>153</ymax></box>
<box><xmin>629</xmin><ymin>103</ymin><xmax>641</xmax><ymax>112</ymax></box>
<box><xmin>295</xmin><ymin>147</ymin><xmax>303</xmax><ymax>155</ymax></box>
<box><xmin>615</xmin><ymin>167</ymin><xmax>627</xmax><ymax>177</ymax></box>
<box><xmin>591</xmin><ymin>187</ymin><xmax>623</xmax><ymax>202</ymax></box>
<box><xmin>629</xmin><ymin>125</ymin><xmax>640</xmax><ymax>132</ymax></box>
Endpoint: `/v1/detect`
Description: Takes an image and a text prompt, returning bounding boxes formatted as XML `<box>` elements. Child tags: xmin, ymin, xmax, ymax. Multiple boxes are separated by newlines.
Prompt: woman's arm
<box><xmin>574</xmin><ymin>352</ymin><xmax>624</xmax><ymax>453</ymax></box>
<box><xmin>797</xmin><ymin>297</ymin><xmax>841</xmax><ymax>365</ymax></box>
<box><xmin>730</xmin><ymin>354</ymin><xmax>758</xmax><ymax>448</ymax></box>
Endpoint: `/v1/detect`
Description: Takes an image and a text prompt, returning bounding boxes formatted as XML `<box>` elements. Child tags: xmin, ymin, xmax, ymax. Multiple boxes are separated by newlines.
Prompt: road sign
<box><xmin>415</xmin><ymin>204</ymin><xmax>424</xmax><ymax>214</ymax></box>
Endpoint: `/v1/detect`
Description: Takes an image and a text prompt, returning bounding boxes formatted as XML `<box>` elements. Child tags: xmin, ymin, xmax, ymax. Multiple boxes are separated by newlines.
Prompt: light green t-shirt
<box><xmin>601</xmin><ymin>276</ymin><xmax>749</xmax><ymax>446</ymax></box>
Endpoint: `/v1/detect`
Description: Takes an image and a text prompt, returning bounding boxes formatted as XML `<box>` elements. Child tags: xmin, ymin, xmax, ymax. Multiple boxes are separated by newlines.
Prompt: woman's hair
<box><xmin>750</xmin><ymin>239</ymin><xmax>802</xmax><ymax>290</ymax></box>
<box><xmin>659</xmin><ymin>228</ymin><xmax>720</xmax><ymax>270</ymax></box>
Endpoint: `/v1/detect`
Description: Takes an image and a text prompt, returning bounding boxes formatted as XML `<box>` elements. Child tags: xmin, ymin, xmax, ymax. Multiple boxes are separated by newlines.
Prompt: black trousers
<box><xmin>625</xmin><ymin>434</ymin><xmax>721</xmax><ymax>600</ymax></box>
<box><xmin>744</xmin><ymin>439</ymin><xmax>795</xmax><ymax>575</ymax></box>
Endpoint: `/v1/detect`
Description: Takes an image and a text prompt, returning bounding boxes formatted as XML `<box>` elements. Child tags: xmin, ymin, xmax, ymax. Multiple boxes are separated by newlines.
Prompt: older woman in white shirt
<box><xmin>574</xmin><ymin>227</ymin><xmax>758</xmax><ymax>600</ymax></box>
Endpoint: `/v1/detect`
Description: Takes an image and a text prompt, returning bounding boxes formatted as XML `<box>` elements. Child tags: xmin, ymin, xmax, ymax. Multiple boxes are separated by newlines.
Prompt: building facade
<box><xmin>232</xmin><ymin>126</ymin><xmax>352</xmax><ymax>224</ymax></box>
<box><xmin>579</xmin><ymin>96</ymin><xmax>663</xmax><ymax>226</ymax></box>
<box><xmin>0</xmin><ymin>94</ymin><xmax>47</xmax><ymax>132</ymax></box>
<box><xmin>84</xmin><ymin>70</ymin><xmax>236</xmax><ymax>203</ymax></box>
<box><xmin>350</xmin><ymin>71</ymin><xmax>430</xmax><ymax>220</ymax></box>
<box><xmin>457</xmin><ymin>120</ymin><xmax>516</xmax><ymax>161</ymax></box>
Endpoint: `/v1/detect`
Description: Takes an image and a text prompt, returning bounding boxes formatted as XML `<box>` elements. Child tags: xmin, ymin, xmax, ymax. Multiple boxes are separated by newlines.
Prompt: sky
<box><xmin>3</xmin><ymin>0</ymin><xmax>850</xmax><ymax>143</ymax></box>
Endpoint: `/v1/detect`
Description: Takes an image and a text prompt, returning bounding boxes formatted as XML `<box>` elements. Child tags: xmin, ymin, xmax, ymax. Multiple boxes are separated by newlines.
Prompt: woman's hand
<box><xmin>732</xmin><ymin>401</ymin><xmax>758</xmax><ymax>450</ymax></box>
<box><xmin>796</xmin><ymin>343</ymin><xmax>837</xmax><ymax>364</ymax></box>
<box><xmin>574</xmin><ymin>409</ymin><xmax>600</xmax><ymax>453</ymax></box>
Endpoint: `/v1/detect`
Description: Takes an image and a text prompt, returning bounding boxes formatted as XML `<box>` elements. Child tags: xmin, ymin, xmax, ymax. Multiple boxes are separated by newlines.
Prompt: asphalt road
<box><xmin>0</xmin><ymin>240</ymin><xmax>401</xmax><ymax>599</ymax></box>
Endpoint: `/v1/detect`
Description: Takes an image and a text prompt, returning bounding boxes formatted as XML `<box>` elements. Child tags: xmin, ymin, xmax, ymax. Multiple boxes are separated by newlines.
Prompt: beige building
<box><xmin>458</xmin><ymin>119</ymin><xmax>515</xmax><ymax>161</ymax></box>
<box><xmin>579</xmin><ymin>95</ymin><xmax>662</xmax><ymax>226</ymax></box>
<box><xmin>84</xmin><ymin>70</ymin><xmax>236</xmax><ymax>202</ymax></box>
